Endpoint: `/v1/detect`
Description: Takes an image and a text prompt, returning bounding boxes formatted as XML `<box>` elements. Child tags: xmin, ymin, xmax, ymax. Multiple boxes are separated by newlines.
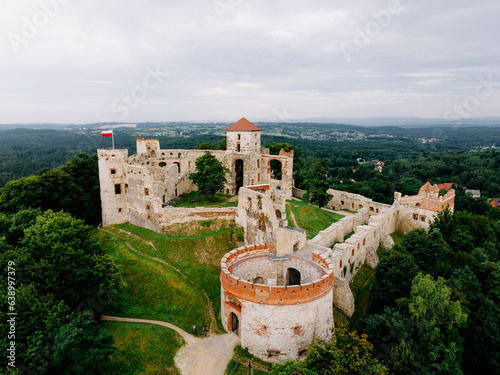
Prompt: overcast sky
<box><xmin>1</xmin><ymin>0</ymin><xmax>499</xmax><ymax>124</ymax></box>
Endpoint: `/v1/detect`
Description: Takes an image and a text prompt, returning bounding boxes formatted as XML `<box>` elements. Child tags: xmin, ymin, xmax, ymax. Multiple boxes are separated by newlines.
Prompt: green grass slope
<box><xmin>97</xmin><ymin>220</ymin><xmax>243</xmax><ymax>332</ymax></box>
<box><xmin>100</xmin><ymin>321</ymin><xmax>183</xmax><ymax>375</ymax></box>
<box><xmin>286</xmin><ymin>199</ymin><xmax>344</xmax><ymax>239</ymax></box>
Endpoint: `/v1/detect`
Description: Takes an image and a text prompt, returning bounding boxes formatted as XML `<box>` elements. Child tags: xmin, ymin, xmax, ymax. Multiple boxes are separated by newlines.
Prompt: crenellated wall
<box><xmin>220</xmin><ymin>245</ymin><xmax>334</xmax><ymax>363</ymax></box>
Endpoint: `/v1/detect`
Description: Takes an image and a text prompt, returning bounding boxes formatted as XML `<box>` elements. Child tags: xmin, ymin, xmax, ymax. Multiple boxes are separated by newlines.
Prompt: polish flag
<box><xmin>101</xmin><ymin>130</ymin><xmax>113</xmax><ymax>137</ymax></box>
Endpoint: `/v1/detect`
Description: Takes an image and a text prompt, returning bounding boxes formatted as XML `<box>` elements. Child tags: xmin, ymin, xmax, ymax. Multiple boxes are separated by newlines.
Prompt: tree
<box><xmin>217</xmin><ymin>139</ymin><xmax>227</xmax><ymax>150</ymax></box>
<box><xmin>394</xmin><ymin>176</ymin><xmax>422</xmax><ymax>196</ymax></box>
<box><xmin>307</xmin><ymin>160</ymin><xmax>332</xmax><ymax>208</ymax></box>
<box><xmin>188</xmin><ymin>151</ymin><xmax>230</xmax><ymax>201</ymax></box>
<box><xmin>193</xmin><ymin>142</ymin><xmax>215</xmax><ymax>150</ymax></box>
<box><xmin>398</xmin><ymin>228</ymin><xmax>450</xmax><ymax>277</ymax></box>
<box><xmin>365</xmin><ymin>274</ymin><xmax>468</xmax><ymax>375</ymax></box>
<box><xmin>448</xmin><ymin>267</ymin><xmax>500</xmax><ymax>374</ymax></box>
<box><xmin>303</xmin><ymin>328</ymin><xmax>388</xmax><ymax>375</ymax></box>
<box><xmin>271</xmin><ymin>361</ymin><xmax>317</xmax><ymax>375</ymax></box>
<box><xmin>0</xmin><ymin>283</ymin><xmax>70</xmax><ymax>371</ymax></box>
<box><xmin>62</xmin><ymin>153</ymin><xmax>101</xmax><ymax>225</ymax></box>
<box><xmin>369</xmin><ymin>248</ymin><xmax>419</xmax><ymax>313</ymax></box>
<box><xmin>48</xmin><ymin>313</ymin><xmax>114</xmax><ymax>375</ymax></box>
<box><xmin>0</xmin><ymin>153</ymin><xmax>101</xmax><ymax>225</ymax></box>
<box><xmin>21</xmin><ymin>210</ymin><xmax>121</xmax><ymax>309</ymax></box>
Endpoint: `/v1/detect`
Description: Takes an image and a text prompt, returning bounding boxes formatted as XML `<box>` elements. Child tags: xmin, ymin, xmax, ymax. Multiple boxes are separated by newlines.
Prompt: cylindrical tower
<box><xmin>220</xmin><ymin>245</ymin><xmax>334</xmax><ymax>363</ymax></box>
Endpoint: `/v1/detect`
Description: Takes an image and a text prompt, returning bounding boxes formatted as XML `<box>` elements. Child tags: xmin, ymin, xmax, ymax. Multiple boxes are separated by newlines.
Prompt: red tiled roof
<box><xmin>225</xmin><ymin>117</ymin><xmax>262</xmax><ymax>131</ymax></box>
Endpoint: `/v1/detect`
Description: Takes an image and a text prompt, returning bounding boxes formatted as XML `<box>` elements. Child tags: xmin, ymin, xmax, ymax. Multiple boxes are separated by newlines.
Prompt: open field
<box><xmin>100</xmin><ymin>321</ymin><xmax>183</xmax><ymax>375</ymax></box>
<box><xmin>96</xmin><ymin>220</ymin><xmax>243</xmax><ymax>332</ymax></box>
<box><xmin>286</xmin><ymin>199</ymin><xmax>344</xmax><ymax>239</ymax></box>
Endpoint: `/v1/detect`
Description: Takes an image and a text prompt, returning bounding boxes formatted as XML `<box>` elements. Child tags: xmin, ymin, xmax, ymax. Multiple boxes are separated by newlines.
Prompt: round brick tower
<box><xmin>220</xmin><ymin>245</ymin><xmax>334</xmax><ymax>363</ymax></box>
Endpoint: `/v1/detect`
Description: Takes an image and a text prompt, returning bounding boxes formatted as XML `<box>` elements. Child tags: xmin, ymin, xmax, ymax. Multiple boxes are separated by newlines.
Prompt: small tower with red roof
<box><xmin>225</xmin><ymin>117</ymin><xmax>262</xmax><ymax>153</ymax></box>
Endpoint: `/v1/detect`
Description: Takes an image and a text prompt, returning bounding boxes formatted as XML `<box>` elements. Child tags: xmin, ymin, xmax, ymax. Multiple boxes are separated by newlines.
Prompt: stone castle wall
<box><xmin>236</xmin><ymin>185</ymin><xmax>287</xmax><ymax>245</ymax></box>
<box><xmin>98</xmin><ymin>129</ymin><xmax>294</xmax><ymax>232</ymax></box>
<box><xmin>220</xmin><ymin>245</ymin><xmax>334</xmax><ymax>363</ymax></box>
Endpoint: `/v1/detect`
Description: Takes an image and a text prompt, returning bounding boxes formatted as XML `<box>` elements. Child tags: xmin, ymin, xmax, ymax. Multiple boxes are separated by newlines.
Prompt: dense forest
<box><xmin>0</xmin><ymin>125</ymin><xmax>499</xmax><ymax>374</ymax></box>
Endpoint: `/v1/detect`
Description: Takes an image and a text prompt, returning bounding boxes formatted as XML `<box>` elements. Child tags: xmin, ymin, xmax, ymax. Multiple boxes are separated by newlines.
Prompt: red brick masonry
<box><xmin>220</xmin><ymin>245</ymin><xmax>334</xmax><ymax>306</ymax></box>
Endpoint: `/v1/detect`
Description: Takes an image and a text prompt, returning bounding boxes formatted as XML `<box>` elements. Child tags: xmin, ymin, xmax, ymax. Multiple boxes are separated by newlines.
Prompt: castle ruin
<box><xmin>97</xmin><ymin>118</ymin><xmax>293</xmax><ymax>232</ymax></box>
<box><xmin>98</xmin><ymin>119</ymin><xmax>455</xmax><ymax>364</ymax></box>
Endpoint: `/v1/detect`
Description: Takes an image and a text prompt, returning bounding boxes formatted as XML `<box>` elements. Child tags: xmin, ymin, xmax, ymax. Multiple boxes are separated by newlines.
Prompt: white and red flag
<box><xmin>101</xmin><ymin>130</ymin><xmax>113</xmax><ymax>137</ymax></box>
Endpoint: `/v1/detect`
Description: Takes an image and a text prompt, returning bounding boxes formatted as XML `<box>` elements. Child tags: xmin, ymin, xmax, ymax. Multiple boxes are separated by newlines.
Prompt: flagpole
<box><xmin>112</xmin><ymin>132</ymin><xmax>115</xmax><ymax>149</ymax></box>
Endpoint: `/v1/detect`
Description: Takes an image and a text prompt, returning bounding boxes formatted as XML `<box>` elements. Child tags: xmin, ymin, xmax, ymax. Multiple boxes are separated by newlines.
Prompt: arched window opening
<box><xmin>253</xmin><ymin>277</ymin><xmax>264</xmax><ymax>284</ymax></box>
<box><xmin>287</xmin><ymin>268</ymin><xmax>301</xmax><ymax>286</ymax></box>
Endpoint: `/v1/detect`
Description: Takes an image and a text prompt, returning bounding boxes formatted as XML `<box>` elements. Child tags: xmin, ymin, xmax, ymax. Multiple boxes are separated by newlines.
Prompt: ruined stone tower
<box><xmin>220</xmin><ymin>244</ymin><xmax>334</xmax><ymax>363</ymax></box>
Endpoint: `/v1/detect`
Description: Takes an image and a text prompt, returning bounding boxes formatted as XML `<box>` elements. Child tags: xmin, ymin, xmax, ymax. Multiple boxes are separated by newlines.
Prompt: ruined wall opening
<box><xmin>293</xmin><ymin>242</ymin><xmax>300</xmax><ymax>252</ymax></box>
<box><xmin>267</xmin><ymin>350</ymin><xmax>280</xmax><ymax>358</ymax></box>
<box><xmin>287</xmin><ymin>268</ymin><xmax>301</xmax><ymax>286</ymax></box>
<box><xmin>114</xmin><ymin>184</ymin><xmax>121</xmax><ymax>194</ymax></box>
<box><xmin>253</xmin><ymin>276</ymin><xmax>264</xmax><ymax>284</ymax></box>
<box><xmin>173</xmin><ymin>162</ymin><xmax>180</xmax><ymax>173</ymax></box>
<box><xmin>235</xmin><ymin>159</ymin><xmax>244</xmax><ymax>193</ymax></box>
<box><xmin>270</xmin><ymin>159</ymin><xmax>282</xmax><ymax>180</ymax></box>
<box><xmin>231</xmin><ymin>312</ymin><xmax>239</xmax><ymax>335</ymax></box>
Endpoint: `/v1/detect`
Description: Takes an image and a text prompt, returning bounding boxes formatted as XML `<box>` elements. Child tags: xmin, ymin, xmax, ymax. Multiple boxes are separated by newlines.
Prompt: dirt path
<box><xmin>101</xmin><ymin>315</ymin><xmax>199</xmax><ymax>345</ymax></box>
<box><xmin>98</xmin><ymin>225</ymin><xmax>218</xmax><ymax>333</ymax></box>
<box><xmin>175</xmin><ymin>332</ymin><xmax>240</xmax><ymax>375</ymax></box>
<box><xmin>101</xmin><ymin>315</ymin><xmax>240</xmax><ymax>375</ymax></box>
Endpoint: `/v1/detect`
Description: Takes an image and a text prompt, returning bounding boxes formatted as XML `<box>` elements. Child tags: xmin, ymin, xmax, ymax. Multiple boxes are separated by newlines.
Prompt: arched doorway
<box><xmin>287</xmin><ymin>268</ymin><xmax>301</xmax><ymax>286</ymax></box>
<box><xmin>235</xmin><ymin>159</ymin><xmax>244</xmax><ymax>193</ymax></box>
<box><xmin>230</xmin><ymin>312</ymin><xmax>239</xmax><ymax>335</ymax></box>
<box><xmin>270</xmin><ymin>159</ymin><xmax>282</xmax><ymax>180</ymax></box>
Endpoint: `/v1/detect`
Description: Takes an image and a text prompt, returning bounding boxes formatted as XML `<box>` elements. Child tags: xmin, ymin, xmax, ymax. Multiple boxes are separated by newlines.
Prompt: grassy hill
<box><xmin>100</xmin><ymin>321</ymin><xmax>183</xmax><ymax>375</ymax></box>
<box><xmin>95</xmin><ymin>220</ymin><xmax>243</xmax><ymax>373</ymax></box>
<box><xmin>286</xmin><ymin>199</ymin><xmax>344</xmax><ymax>239</ymax></box>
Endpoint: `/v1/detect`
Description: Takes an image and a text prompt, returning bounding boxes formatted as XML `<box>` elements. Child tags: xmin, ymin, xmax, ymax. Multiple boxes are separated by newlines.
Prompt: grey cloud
<box><xmin>0</xmin><ymin>0</ymin><xmax>499</xmax><ymax>123</ymax></box>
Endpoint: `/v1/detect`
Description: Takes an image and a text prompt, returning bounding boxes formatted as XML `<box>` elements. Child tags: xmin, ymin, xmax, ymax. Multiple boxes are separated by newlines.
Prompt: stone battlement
<box><xmin>220</xmin><ymin>245</ymin><xmax>334</xmax><ymax>305</ymax></box>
